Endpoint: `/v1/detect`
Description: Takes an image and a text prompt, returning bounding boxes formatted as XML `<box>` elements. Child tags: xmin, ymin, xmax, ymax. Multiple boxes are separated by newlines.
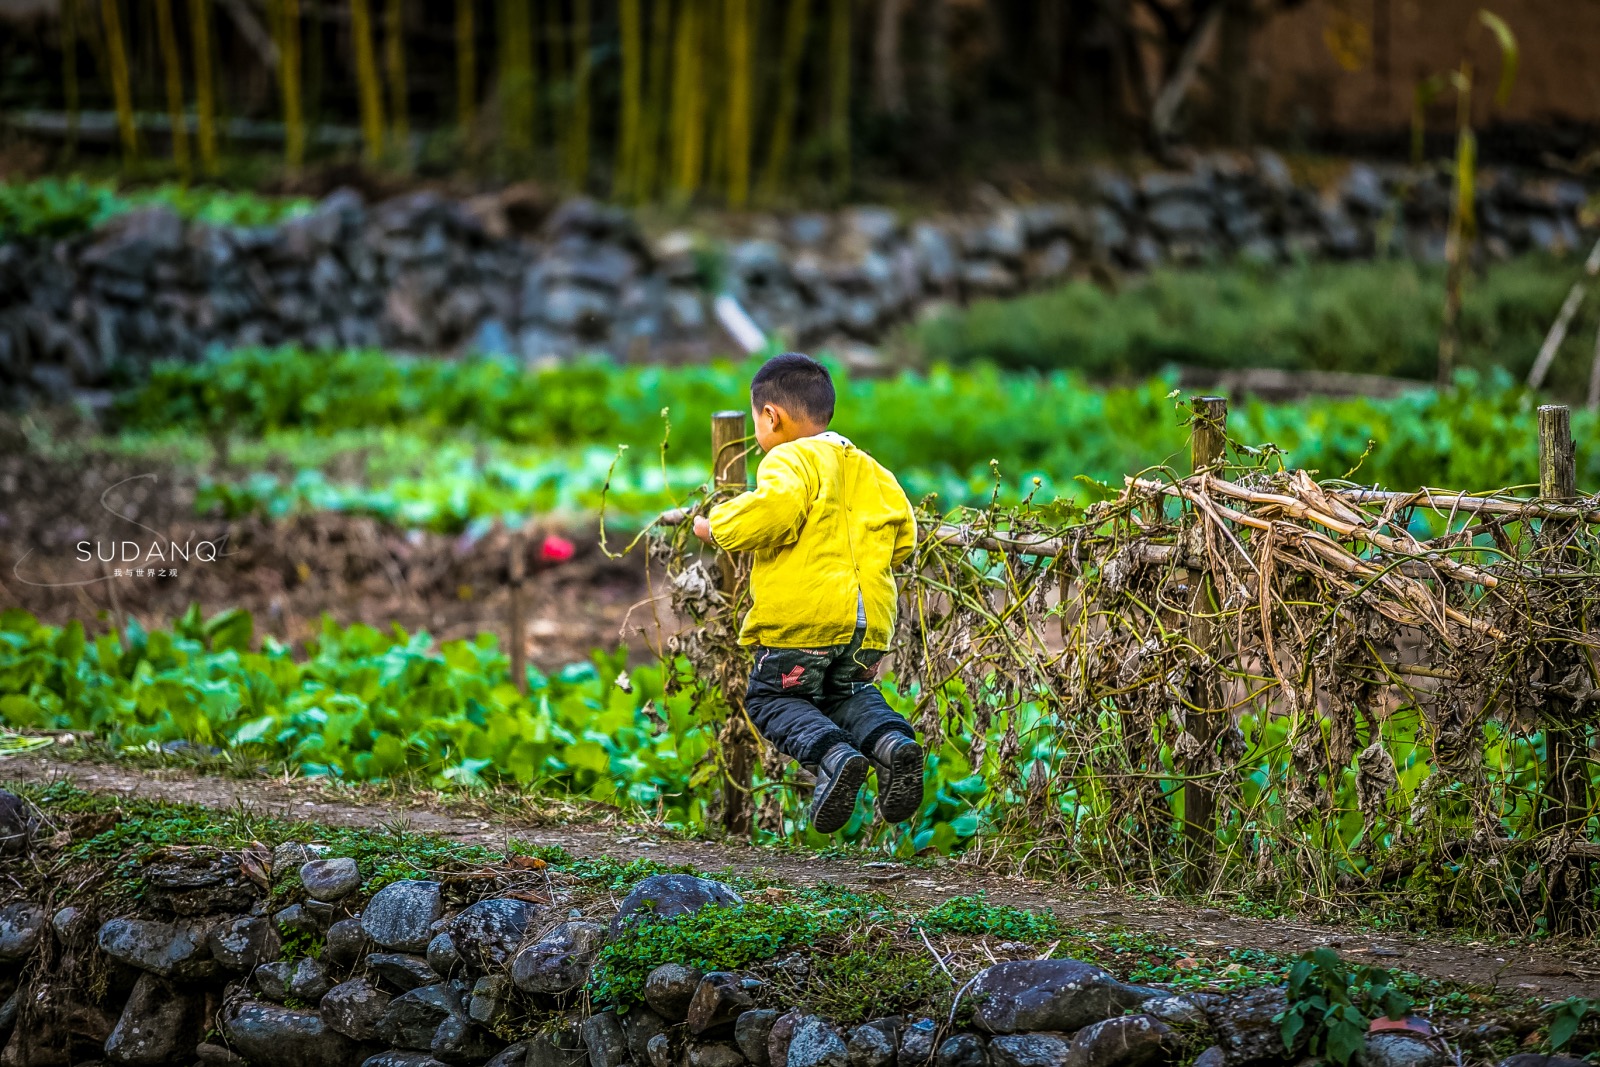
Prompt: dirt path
<box><xmin>4</xmin><ymin>753</ymin><xmax>1597</xmax><ymax>1001</ymax></box>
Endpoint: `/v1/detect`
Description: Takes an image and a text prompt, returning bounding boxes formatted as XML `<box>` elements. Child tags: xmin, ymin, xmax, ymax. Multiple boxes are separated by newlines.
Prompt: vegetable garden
<box><xmin>3</xmin><ymin>348</ymin><xmax>1599</xmax><ymax>936</ymax></box>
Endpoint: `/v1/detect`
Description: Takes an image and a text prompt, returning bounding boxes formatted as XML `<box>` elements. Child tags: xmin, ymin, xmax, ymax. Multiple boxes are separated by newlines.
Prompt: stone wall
<box><xmin>1</xmin><ymin>152</ymin><xmax>1594</xmax><ymax>407</ymax></box>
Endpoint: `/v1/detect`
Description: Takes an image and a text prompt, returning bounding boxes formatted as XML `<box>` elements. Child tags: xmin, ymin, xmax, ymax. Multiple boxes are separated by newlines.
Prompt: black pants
<box><xmin>745</xmin><ymin>627</ymin><xmax>915</xmax><ymax>766</ymax></box>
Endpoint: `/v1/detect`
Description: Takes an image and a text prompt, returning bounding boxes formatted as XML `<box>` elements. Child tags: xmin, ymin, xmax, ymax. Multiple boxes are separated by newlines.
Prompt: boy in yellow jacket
<box><xmin>693</xmin><ymin>352</ymin><xmax>923</xmax><ymax>834</ymax></box>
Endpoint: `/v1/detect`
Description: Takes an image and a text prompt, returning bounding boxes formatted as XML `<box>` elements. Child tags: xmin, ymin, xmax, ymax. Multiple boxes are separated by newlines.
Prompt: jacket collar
<box><xmin>812</xmin><ymin>431</ymin><xmax>855</xmax><ymax>450</ymax></box>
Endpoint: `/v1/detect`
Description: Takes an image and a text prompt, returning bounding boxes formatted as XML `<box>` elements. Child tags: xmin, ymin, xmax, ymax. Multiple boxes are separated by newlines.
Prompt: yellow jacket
<box><xmin>708</xmin><ymin>432</ymin><xmax>916</xmax><ymax>650</ymax></box>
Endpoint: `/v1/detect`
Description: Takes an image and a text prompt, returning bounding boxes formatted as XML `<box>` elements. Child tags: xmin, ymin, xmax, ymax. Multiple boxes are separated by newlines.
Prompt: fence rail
<box><xmin>645</xmin><ymin>399</ymin><xmax>1600</xmax><ymax>932</ymax></box>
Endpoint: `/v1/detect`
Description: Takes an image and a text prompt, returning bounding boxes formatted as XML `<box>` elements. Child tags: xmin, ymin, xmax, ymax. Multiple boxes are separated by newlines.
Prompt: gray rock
<box><xmin>0</xmin><ymin>988</ymin><xmax>15</xmax><ymax>1038</ymax></box>
<box><xmin>790</xmin><ymin>214</ymin><xmax>832</xmax><ymax>248</ymax></box>
<box><xmin>271</xmin><ymin>842</ymin><xmax>330</xmax><ymax>879</ymax></box>
<box><xmin>1063</xmin><ymin>1015</ymin><xmax>1174</xmax><ymax>1067</ymax></box>
<box><xmin>1197</xmin><ymin>987</ymin><xmax>1297</xmax><ymax>1066</ymax></box>
<box><xmin>988</xmin><ymin>1035</ymin><xmax>1072</xmax><ymax>1067</ymax></box>
<box><xmin>1342</xmin><ymin>164</ymin><xmax>1389</xmax><ymax>215</ymax></box>
<box><xmin>323</xmin><ymin>917</ymin><xmax>368</xmax><ymax>968</ymax></box>
<box><xmin>846</xmin><ymin>1020</ymin><xmax>897</xmax><ymax>1067</ymax></box>
<box><xmin>469</xmin><ymin>974</ymin><xmax>515</xmax><ymax>1028</ymax></box>
<box><xmin>289</xmin><ymin>957</ymin><xmax>333</xmax><ymax>1001</ymax></box>
<box><xmin>1027</xmin><ymin>239</ymin><xmax>1074</xmax><ymax>284</ymax></box>
<box><xmin>912</xmin><ymin>224</ymin><xmax>958</xmax><ymax>289</ymax></box>
<box><xmin>98</xmin><ymin>917</ymin><xmax>213</xmax><ymax>980</ymax></box>
<box><xmin>427</xmin><ymin>932</ymin><xmax>461</xmax><ymax>977</ymax></box>
<box><xmin>300</xmin><ymin>858</ymin><xmax>362</xmax><ymax>901</ymax></box>
<box><xmin>614</xmin><ymin>875</ymin><xmax>744</xmax><ymax>934</ymax></box>
<box><xmin>1495</xmin><ymin>1057</ymin><xmax>1590</xmax><ymax>1067</ymax></box>
<box><xmin>643</xmin><ymin>962</ymin><xmax>705</xmax><ymax>1021</ymax></box>
<box><xmin>434</xmin><ymin>1011</ymin><xmax>506</xmax><ymax>1065</ymax></box>
<box><xmin>689</xmin><ymin>971</ymin><xmax>758</xmax><ymax>1034</ymax></box>
<box><xmin>209</xmin><ymin>917</ymin><xmax>280</xmax><ymax>973</ymax></box>
<box><xmin>195</xmin><ymin>1042</ymin><xmax>247</xmax><ymax>1066</ymax></box>
<box><xmin>1092</xmin><ymin>170</ymin><xmax>1137</xmax><ymax>214</ymax></box>
<box><xmin>51</xmin><ymin>906</ymin><xmax>85</xmax><ymax>943</ymax></box>
<box><xmin>0</xmin><ymin>790</ymin><xmax>27</xmax><ymax>856</ymax></box>
<box><xmin>0</xmin><ymin>903</ymin><xmax>46</xmax><ymax>962</ymax></box>
<box><xmin>274</xmin><ymin>903</ymin><xmax>323</xmax><ymax>939</ymax></box>
<box><xmin>937</xmin><ymin>1035</ymin><xmax>986</xmax><ymax>1067</ymax></box>
<box><xmin>221</xmin><ymin>996</ymin><xmax>362</xmax><ymax>1067</ymax></box>
<box><xmin>789</xmin><ymin>1017</ymin><xmax>849</xmax><ymax>1067</ymax></box>
<box><xmin>689</xmin><ymin>1042</ymin><xmax>748</xmax><ymax>1067</ymax></box>
<box><xmin>378</xmin><ymin>983</ymin><xmax>462</xmax><ymax>1050</ymax></box>
<box><xmin>1147</xmin><ymin>199</ymin><xmax>1213</xmax><ymax>239</ymax></box>
<box><xmin>105</xmin><ymin>973</ymin><xmax>202</xmax><ymax>1066</ymax></box>
<box><xmin>363</xmin><ymin>880</ymin><xmax>444</xmax><ymax>952</ymax></box>
<box><xmin>321</xmin><ymin>976</ymin><xmax>391</xmax><ymax>1040</ymax></box>
<box><xmin>1141</xmin><ymin>996</ymin><xmax>1207</xmax><ymax>1029</ymax></box>
<box><xmin>1189</xmin><ymin>1049</ymin><xmax>1224</xmax><ymax>1067</ymax></box>
<box><xmin>648</xmin><ymin>1034</ymin><xmax>675</xmax><ymax>1067</ymax></box>
<box><xmin>1364</xmin><ymin>1033</ymin><xmax>1448</xmax><ymax>1067</ymax></box>
<box><xmin>583</xmin><ymin>1011</ymin><xmax>629</xmax><ymax>1067</ymax></box>
<box><xmin>959</xmin><ymin>260</ymin><xmax>1017</xmax><ymax>295</ymax></box>
<box><xmin>486</xmin><ymin>1043</ymin><xmax>530</xmax><ymax>1067</ymax></box>
<box><xmin>969</xmin><ymin>959</ymin><xmax>1159</xmax><ymax>1034</ymax></box>
<box><xmin>511</xmin><ymin>921</ymin><xmax>606</xmax><ymax>994</ymax></box>
<box><xmin>843</xmin><ymin>207</ymin><xmax>900</xmax><ymax>249</ymax></box>
<box><xmin>449</xmin><ymin>897</ymin><xmax>540</xmax><ymax>972</ymax></box>
<box><xmin>364</xmin><ymin>1054</ymin><xmax>447</xmax><ymax>1067</ymax></box>
<box><xmin>369</xmin><ymin>953</ymin><xmax>441</xmax><ymax>991</ymax></box>
<box><xmin>738</xmin><ymin>1010</ymin><xmax>780</xmax><ymax>1067</ymax></box>
<box><xmin>983</xmin><ymin>211</ymin><xmax>1027</xmax><ymax>262</ymax></box>
<box><xmin>255</xmin><ymin>960</ymin><xmax>295</xmax><ymax>1001</ymax></box>
<box><xmin>769</xmin><ymin>1011</ymin><xmax>804</xmax><ymax>1067</ymax></box>
<box><xmin>539</xmin><ymin>284</ymin><xmax>614</xmax><ymax>332</ymax></box>
<box><xmin>528</xmin><ymin>1032</ymin><xmax>598</xmax><ymax>1067</ymax></box>
<box><xmin>624</xmin><ymin>1006</ymin><xmax>671</xmax><ymax>1063</ymax></box>
<box><xmin>900</xmin><ymin>1020</ymin><xmax>937</xmax><ymax>1066</ymax></box>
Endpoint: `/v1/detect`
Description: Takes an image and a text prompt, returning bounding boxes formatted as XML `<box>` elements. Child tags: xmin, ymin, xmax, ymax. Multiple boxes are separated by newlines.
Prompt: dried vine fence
<box><xmin>647</xmin><ymin>400</ymin><xmax>1600</xmax><ymax>932</ymax></box>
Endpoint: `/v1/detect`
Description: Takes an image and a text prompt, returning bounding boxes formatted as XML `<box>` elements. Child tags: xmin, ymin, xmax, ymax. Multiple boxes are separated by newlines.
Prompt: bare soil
<box><xmin>0</xmin><ymin>445</ymin><xmax>670</xmax><ymax>668</ymax></box>
<box><xmin>4</xmin><ymin>753</ymin><xmax>1597</xmax><ymax>1001</ymax></box>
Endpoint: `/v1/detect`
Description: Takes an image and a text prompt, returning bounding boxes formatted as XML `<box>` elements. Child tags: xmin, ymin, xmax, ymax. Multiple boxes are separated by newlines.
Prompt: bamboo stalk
<box><xmin>101</xmin><ymin>0</ymin><xmax>139</xmax><ymax>162</ymax></box>
<box><xmin>280</xmin><ymin>0</ymin><xmax>305</xmax><ymax>172</ymax></box>
<box><xmin>827</xmin><ymin>0</ymin><xmax>850</xmax><ymax>196</ymax></box>
<box><xmin>457</xmin><ymin>0</ymin><xmax>476</xmax><ymax>141</ymax></box>
<box><xmin>724</xmin><ymin>0</ymin><xmax>753</xmax><ymax>207</ymax></box>
<box><xmin>498</xmin><ymin>0</ymin><xmax>535</xmax><ymax>168</ymax></box>
<box><xmin>189</xmin><ymin>0</ymin><xmax>219</xmax><ymax>175</ymax></box>
<box><xmin>566</xmin><ymin>0</ymin><xmax>591</xmax><ymax>188</ymax></box>
<box><xmin>670</xmin><ymin>0</ymin><xmax>705</xmax><ymax>204</ymax></box>
<box><xmin>62</xmin><ymin>0</ymin><xmax>80</xmax><ymax>157</ymax></box>
<box><xmin>636</xmin><ymin>0</ymin><xmax>672</xmax><ymax>200</ymax></box>
<box><xmin>384</xmin><ymin>0</ymin><xmax>408</xmax><ymax>165</ymax></box>
<box><xmin>758</xmin><ymin>0</ymin><xmax>809</xmax><ymax>203</ymax></box>
<box><xmin>154</xmin><ymin>0</ymin><xmax>191</xmax><ymax>179</ymax></box>
<box><xmin>350</xmin><ymin>0</ymin><xmax>386</xmax><ymax>166</ymax></box>
<box><xmin>615</xmin><ymin>0</ymin><xmax>642</xmax><ymax>200</ymax></box>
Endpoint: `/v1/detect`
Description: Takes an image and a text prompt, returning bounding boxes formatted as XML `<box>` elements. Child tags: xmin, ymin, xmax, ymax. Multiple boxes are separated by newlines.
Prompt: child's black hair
<box><xmin>751</xmin><ymin>352</ymin><xmax>835</xmax><ymax>424</ymax></box>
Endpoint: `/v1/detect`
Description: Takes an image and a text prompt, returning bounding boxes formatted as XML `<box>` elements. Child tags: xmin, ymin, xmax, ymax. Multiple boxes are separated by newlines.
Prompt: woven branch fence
<box><xmin>643</xmin><ymin>400</ymin><xmax>1600</xmax><ymax>933</ymax></box>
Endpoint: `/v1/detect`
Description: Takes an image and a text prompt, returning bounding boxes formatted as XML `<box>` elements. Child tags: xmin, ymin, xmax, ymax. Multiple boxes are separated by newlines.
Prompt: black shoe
<box><xmin>809</xmin><ymin>743</ymin><xmax>868</xmax><ymax>834</ymax></box>
<box><xmin>871</xmin><ymin>733</ymin><xmax>925</xmax><ymax>824</ymax></box>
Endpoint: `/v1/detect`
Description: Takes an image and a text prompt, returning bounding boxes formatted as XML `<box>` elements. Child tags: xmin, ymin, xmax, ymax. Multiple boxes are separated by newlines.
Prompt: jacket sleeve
<box><xmin>708</xmin><ymin>447</ymin><xmax>813</xmax><ymax>552</ymax></box>
<box><xmin>888</xmin><ymin>473</ymin><xmax>917</xmax><ymax>566</ymax></box>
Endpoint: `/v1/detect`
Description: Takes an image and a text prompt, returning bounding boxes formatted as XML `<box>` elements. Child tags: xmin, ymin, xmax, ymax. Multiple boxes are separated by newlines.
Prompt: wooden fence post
<box><xmin>712</xmin><ymin>410</ymin><xmax>756</xmax><ymax>837</ymax></box>
<box><xmin>508</xmin><ymin>529</ymin><xmax>527</xmax><ymax>694</ymax></box>
<box><xmin>1183</xmin><ymin>396</ymin><xmax>1227</xmax><ymax>887</ymax></box>
<box><xmin>1536</xmin><ymin>404</ymin><xmax>1588</xmax><ymax>929</ymax></box>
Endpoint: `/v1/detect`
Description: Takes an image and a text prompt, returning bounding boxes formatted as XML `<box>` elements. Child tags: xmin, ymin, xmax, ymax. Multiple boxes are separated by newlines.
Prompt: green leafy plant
<box><xmin>1544</xmin><ymin>997</ymin><xmax>1599</xmax><ymax>1052</ymax></box>
<box><xmin>588</xmin><ymin>902</ymin><xmax>832</xmax><ymax>1007</ymax></box>
<box><xmin>1278</xmin><ymin>948</ymin><xmax>1413</xmax><ymax>1067</ymax></box>
<box><xmin>919</xmin><ymin>894</ymin><xmax>1061</xmax><ymax>942</ymax></box>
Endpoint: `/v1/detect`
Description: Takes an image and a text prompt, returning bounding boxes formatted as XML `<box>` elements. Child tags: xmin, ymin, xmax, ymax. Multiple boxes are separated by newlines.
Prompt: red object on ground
<box><xmin>539</xmin><ymin>535</ymin><xmax>576</xmax><ymax>563</ymax></box>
